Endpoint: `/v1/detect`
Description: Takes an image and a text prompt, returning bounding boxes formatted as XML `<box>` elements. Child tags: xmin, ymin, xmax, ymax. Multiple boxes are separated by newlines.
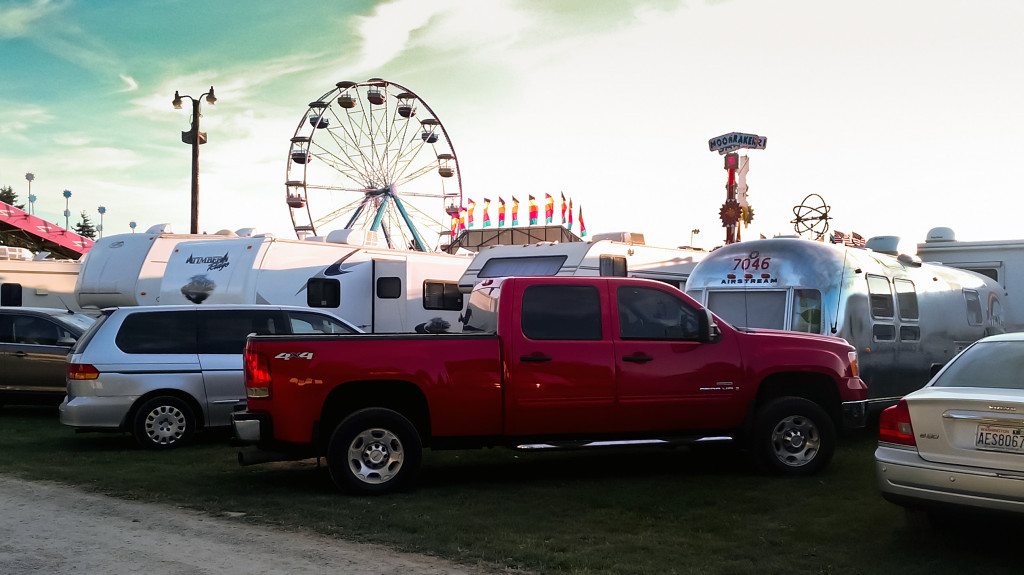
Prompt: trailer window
<box><xmin>307</xmin><ymin>278</ymin><xmax>340</xmax><ymax>308</ymax></box>
<box><xmin>894</xmin><ymin>279</ymin><xmax>918</xmax><ymax>320</ymax></box>
<box><xmin>423</xmin><ymin>280</ymin><xmax>463</xmax><ymax>311</ymax></box>
<box><xmin>964</xmin><ymin>289</ymin><xmax>983</xmax><ymax>325</ymax></box>
<box><xmin>706</xmin><ymin>290</ymin><xmax>787</xmax><ymax>330</ymax></box>
<box><xmin>0</xmin><ymin>283</ymin><xmax>22</xmax><ymax>307</ymax></box>
<box><xmin>478</xmin><ymin>255</ymin><xmax>567</xmax><ymax>278</ymax></box>
<box><xmin>599</xmin><ymin>255</ymin><xmax>627</xmax><ymax>277</ymax></box>
<box><xmin>866</xmin><ymin>275</ymin><xmax>894</xmax><ymax>319</ymax></box>
<box><xmin>376</xmin><ymin>277</ymin><xmax>401</xmax><ymax>299</ymax></box>
<box><xmin>521</xmin><ymin>285</ymin><xmax>601</xmax><ymax>340</ymax></box>
<box><xmin>791</xmin><ymin>289</ymin><xmax>821</xmax><ymax>333</ymax></box>
<box><xmin>900</xmin><ymin>326</ymin><xmax>921</xmax><ymax>341</ymax></box>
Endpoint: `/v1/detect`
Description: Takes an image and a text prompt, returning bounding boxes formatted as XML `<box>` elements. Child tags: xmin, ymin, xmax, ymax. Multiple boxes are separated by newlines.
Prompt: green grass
<box><xmin>2</xmin><ymin>405</ymin><xmax>1021</xmax><ymax>574</ymax></box>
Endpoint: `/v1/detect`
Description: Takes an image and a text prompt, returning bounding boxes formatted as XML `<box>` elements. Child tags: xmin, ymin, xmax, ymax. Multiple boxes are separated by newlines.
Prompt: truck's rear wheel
<box><xmin>327</xmin><ymin>408</ymin><xmax>422</xmax><ymax>494</ymax></box>
<box><xmin>751</xmin><ymin>397</ymin><xmax>835</xmax><ymax>476</ymax></box>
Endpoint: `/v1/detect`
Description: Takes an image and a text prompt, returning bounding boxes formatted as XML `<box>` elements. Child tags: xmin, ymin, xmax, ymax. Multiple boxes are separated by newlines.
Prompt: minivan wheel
<box><xmin>133</xmin><ymin>396</ymin><xmax>196</xmax><ymax>450</ymax></box>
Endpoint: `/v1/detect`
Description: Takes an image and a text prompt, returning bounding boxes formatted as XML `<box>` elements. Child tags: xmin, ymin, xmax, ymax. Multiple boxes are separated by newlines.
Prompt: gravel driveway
<box><xmin>0</xmin><ymin>476</ymin><xmax>497</xmax><ymax>575</ymax></box>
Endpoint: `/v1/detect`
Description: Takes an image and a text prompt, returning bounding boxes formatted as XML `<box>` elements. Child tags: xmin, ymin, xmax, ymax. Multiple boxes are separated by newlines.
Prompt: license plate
<box><xmin>976</xmin><ymin>424</ymin><xmax>1024</xmax><ymax>454</ymax></box>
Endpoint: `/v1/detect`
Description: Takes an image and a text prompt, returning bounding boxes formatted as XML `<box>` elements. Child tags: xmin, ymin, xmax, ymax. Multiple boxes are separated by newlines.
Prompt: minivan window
<box><xmin>197</xmin><ymin>309</ymin><xmax>286</xmax><ymax>354</ymax></box>
<box><xmin>289</xmin><ymin>311</ymin><xmax>358</xmax><ymax>334</ymax></box>
<box><xmin>116</xmin><ymin>311</ymin><xmax>197</xmax><ymax>354</ymax></box>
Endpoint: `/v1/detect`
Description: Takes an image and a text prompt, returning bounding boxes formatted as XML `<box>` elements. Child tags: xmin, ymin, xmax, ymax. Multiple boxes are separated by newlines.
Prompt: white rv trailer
<box><xmin>0</xmin><ymin>246</ymin><xmax>85</xmax><ymax>313</ymax></box>
<box><xmin>77</xmin><ymin>227</ymin><xmax>473</xmax><ymax>333</ymax></box>
<box><xmin>457</xmin><ymin>232</ymin><xmax>706</xmax><ymax>293</ymax></box>
<box><xmin>917</xmin><ymin>227</ymin><xmax>1024</xmax><ymax>331</ymax></box>
<box><xmin>684</xmin><ymin>236</ymin><xmax>1005</xmax><ymax>409</ymax></box>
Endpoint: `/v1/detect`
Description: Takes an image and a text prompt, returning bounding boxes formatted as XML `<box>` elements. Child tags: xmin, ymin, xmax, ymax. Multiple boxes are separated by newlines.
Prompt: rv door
<box><xmin>372</xmin><ymin>258</ymin><xmax>407</xmax><ymax>333</ymax></box>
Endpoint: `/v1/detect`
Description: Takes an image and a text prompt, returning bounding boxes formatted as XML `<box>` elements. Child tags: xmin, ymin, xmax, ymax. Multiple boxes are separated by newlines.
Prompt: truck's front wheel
<box><xmin>751</xmin><ymin>397</ymin><xmax>835</xmax><ymax>476</ymax></box>
<box><xmin>327</xmin><ymin>408</ymin><xmax>422</xmax><ymax>494</ymax></box>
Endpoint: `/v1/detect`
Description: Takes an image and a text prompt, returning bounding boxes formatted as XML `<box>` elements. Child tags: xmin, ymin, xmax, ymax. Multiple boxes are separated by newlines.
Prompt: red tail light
<box><xmin>67</xmin><ymin>363</ymin><xmax>99</xmax><ymax>380</ymax></box>
<box><xmin>244</xmin><ymin>351</ymin><xmax>271</xmax><ymax>399</ymax></box>
<box><xmin>878</xmin><ymin>399</ymin><xmax>916</xmax><ymax>446</ymax></box>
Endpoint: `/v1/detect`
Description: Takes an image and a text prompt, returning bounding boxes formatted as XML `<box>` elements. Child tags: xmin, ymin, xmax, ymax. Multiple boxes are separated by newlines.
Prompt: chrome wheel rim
<box><xmin>144</xmin><ymin>404</ymin><xmax>187</xmax><ymax>446</ymax></box>
<box><xmin>770</xmin><ymin>415</ymin><xmax>820</xmax><ymax>467</ymax></box>
<box><xmin>348</xmin><ymin>428</ymin><xmax>404</xmax><ymax>485</ymax></box>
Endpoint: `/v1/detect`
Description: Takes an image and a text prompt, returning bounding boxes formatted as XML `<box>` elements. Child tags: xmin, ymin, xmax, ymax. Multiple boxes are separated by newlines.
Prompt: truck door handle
<box><xmin>622</xmin><ymin>353</ymin><xmax>654</xmax><ymax>363</ymax></box>
<box><xmin>520</xmin><ymin>353</ymin><xmax>552</xmax><ymax>362</ymax></box>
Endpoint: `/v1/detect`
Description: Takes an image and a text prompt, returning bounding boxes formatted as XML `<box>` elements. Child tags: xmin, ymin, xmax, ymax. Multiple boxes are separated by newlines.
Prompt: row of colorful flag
<box><xmin>831</xmin><ymin>230</ymin><xmax>866</xmax><ymax>247</ymax></box>
<box><xmin>451</xmin><ymin>193</ymin><xmax>586</xmax><ymax>237</ymax></box>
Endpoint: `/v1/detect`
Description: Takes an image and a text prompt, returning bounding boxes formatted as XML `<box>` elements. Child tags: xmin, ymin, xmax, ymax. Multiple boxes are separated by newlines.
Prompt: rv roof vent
<box><xmin>326</xmin><ymin>229</ymin><xmax>379</xmax><ymax>246</ymax></box>
<box><xmin>305</xmin><ymin>236</ymin><xmax>326</xmax><ymax>242</ymax></box>
<box><xmin>925</xmin><ymin>227</ymin><xmax>956</xmax><ymax>242</ymax></box>
<box><xmin>865</xmin><ymin>235</ymin><xmax>900</xmax><ymax>255</ymax></box>
<box><xmin>214</xmin><ymin>229</ymin><xmax>239</xmax><ymax>237</ymax></box>
<box><xmin>235</xmin><ymin>227</ymin><xmax>257</xmax><ymax>237</ymax></box>
<box><xmin>146</xmin><ymin>223</ymin><xmax>173</xmax><ymax>234</ymax></box>
<box><xmin>897</xmin><ymin>253</ymin><xmax>922</xmax><ymax>267</ymax></box>
<box><xmin>588</xmin><ymin>231</ymin><xmax>646</xmax><ymax>245</ymax></box>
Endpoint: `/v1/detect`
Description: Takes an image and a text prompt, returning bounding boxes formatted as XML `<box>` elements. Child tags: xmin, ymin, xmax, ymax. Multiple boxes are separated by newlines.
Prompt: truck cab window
<box><xmin>866</xmin><ymin>275</ymin><xmax>894</xmax><ymax>319</ymax></box>
<box><xmin>521</xmin><ymin>285</ymin><xmax>601</xmax><ymax>340</ymax></box>
<box><xmin>617</xmin><ymin>286</ymin><xmax>699</xmax><ymax>340</ymax></box>
<box><xmin>706</xmin><ymin>290</ymin><xmax>787</xmax><ymax>330</ymax></box>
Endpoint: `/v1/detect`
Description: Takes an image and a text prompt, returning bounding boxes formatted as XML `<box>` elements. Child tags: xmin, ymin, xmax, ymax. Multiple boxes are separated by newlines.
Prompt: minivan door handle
<box><xmin>520</xmin><ymin>353</ymin><xmax>552</xmax><ymax>362</ymax></box>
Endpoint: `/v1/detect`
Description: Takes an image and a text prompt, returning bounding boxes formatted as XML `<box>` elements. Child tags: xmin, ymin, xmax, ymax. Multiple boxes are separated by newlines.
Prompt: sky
<box><xmin>1</xmin><ymin>0</ymin><xmax>1022</xmax><ymax>254</ymax></box>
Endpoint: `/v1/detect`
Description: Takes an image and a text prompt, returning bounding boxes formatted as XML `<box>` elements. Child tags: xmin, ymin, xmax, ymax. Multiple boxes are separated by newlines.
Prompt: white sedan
<box><xmin>875</xmin><ymin>332</ymin><xmax>1024</xmax><ymax>525</ymax></box>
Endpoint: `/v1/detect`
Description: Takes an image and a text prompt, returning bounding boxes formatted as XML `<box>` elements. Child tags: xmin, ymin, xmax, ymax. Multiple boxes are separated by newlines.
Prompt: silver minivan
<box><xmin>59</xmin><ymin>304</ymin><xmax>359</xmax><ymax>449</ymax></box>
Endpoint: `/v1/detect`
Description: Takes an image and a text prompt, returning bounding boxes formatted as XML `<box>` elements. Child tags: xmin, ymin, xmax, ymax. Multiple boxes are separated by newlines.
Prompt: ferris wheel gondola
<box><xmin>285</xmin><ymin>79</ymin><xmax>462</xmax><ymax>251</ymax></box>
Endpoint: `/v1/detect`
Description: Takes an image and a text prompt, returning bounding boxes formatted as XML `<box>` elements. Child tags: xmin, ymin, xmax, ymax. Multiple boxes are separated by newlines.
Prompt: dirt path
<box><xmin>0</xmin><ymin>475</ymin><xmax>498</xmax><ymax>575</ymax></box>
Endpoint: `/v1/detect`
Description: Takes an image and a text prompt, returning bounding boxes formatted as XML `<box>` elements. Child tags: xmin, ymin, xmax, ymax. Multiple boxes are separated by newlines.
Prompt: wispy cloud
<box><xmin>0</xmin><ymin>0</ymin><xmax>63</xmax><ymax>39</ymax></box>
<box><xmin>119</xmin><ymin>75</ymin><xmax>139</xmax><ymax>92</ymax></box>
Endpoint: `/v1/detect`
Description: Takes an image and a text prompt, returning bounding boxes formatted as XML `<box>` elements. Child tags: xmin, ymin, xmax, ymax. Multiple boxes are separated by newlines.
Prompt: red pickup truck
<box><xmin>232</xmin><ymin>276</ymin><xmax>868</xmax><ymax>494</ymax></box>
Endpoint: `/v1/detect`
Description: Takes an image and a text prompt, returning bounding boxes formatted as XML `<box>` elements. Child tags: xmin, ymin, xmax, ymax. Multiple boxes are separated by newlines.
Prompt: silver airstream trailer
<box><xmin>684</xmin><ymin>237</ymin><xmax>1005</xmax><ymax>409</ymax></box>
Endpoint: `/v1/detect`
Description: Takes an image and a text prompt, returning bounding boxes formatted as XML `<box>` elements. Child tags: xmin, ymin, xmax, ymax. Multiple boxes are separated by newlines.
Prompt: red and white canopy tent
<box><xmin>0</xmin><ymin>201</ymin><xmax>93</xmax><ymax>259</ymax></box>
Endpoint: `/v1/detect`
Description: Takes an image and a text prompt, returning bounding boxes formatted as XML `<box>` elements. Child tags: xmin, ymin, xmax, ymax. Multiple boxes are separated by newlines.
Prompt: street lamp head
<box><xmin>205</xmin><ymin>86</ymin><xmax>217</xmax><ymax>105</ymax></box>
<box><xmin>63</xmin><ymin>189</ymin><xmax>72</xmax><ymax>199</ymax></box>
<box><xmin>172</xmin><ymin>91</ymin><xmax>183</xmax><ymax>109</ymax></box>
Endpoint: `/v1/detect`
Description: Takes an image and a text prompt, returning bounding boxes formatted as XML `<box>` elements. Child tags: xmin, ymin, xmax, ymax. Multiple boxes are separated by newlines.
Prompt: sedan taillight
<box><xmin>244</xmin><ymin>352</ymin><xmax>271</xmax><ymax>399</ymax></box>
<box><xmin>67</xmin><ymin>363</ymin><xmax>100</xmax><ymax>380</ymax></box>
<box><xmin>878</xmin><ymin>399</ymin><xmax>916</xmax><ymax>446</ymax></box>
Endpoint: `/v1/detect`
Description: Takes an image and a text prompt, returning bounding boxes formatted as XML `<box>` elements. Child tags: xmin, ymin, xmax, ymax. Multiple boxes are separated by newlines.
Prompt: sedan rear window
<box><xmin>933</xmin><ymin>341</ymin><xmax>1024</xmax><ymax>390</ymax></box>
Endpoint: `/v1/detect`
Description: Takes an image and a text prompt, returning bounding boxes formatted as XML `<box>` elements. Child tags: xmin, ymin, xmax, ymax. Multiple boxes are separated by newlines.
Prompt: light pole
<box><xmin>62</xmin><ymin>189</ymin><xmax>72</xmax><ymax>229</ymax></box>
<box><xmin>690</xmin><ymin>228</ymin><xmax>700</xmax><ymax>246</ymax></box>
<box><xmin>130</xmin><ymin>221</ymin><xmax>137</xmax><ymax>233</ymax></box>
<box><xmin>172</xmin><ymin>86</ymin><xmax>217</xmax><ymax>234</ymax></box>
<box><xmin>97</xmin><ymin>206</ymin><xmax>106</xmax><ymax>238</ymax></box>
<box><xmin>25</xmin><ymin>173</ymin><xmax>34</xmax><ymax>214</ymax></box>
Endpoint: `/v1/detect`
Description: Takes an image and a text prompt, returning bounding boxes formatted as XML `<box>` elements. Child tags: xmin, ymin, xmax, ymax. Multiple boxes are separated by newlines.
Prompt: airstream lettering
<box><xmin>685</xmin><ymin>237</ymin><xmax>1004</xmax><ymax>409</ymax></box>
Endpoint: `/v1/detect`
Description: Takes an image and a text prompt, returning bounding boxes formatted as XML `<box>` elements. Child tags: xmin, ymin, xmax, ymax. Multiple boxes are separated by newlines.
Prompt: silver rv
<box><xmin>685</xmin><ymin>237</ymin><xmax>1005</xmax><ymax>409</ymax></box>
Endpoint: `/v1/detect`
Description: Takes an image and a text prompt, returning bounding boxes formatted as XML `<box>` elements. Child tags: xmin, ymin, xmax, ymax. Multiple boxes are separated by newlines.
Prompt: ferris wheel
<box><xmin>285</xmin><ymin>79</ymin><xmax>462</xmax><ymax>251</ymax></box>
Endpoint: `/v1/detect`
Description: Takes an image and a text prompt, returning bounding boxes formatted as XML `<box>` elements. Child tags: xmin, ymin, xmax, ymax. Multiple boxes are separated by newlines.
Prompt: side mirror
<box><xmin>56</xmin><ymin>337</ymin><xmax>77</xmax><ymax>347</ymax></box>
<box><xmin>699</xmin><ymin>309</ymin><xmax>721</xmax><ymax>344</ymax></box>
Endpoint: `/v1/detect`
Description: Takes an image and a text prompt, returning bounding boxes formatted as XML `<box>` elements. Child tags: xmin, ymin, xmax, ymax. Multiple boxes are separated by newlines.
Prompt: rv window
<box><xmin>964</xmin><ymin>289</ymin><xmax>983</xmax><ymax>325</ymax></box>
<box><xmin>894</xmin><ymin>279</ymin><xmax>919</xmax><ymax>320</ymax></box>
<box><xmin>423</xmin><ymin>280</ymin><xmax>463</xmax><ymax>311</ymax></box>
<box><xmin>307</xmin><ymin>278</ymin><xmax>340</xmax><ymax>308</ymax></box>
<box><xmin>478</xmin><ymin>255</ymin><xmax>567</xmax><ymax>278</ymax></box>
<box><xmin>599</xmin><ymin>255</ymin><xmax>627</xmax><ymax>277</ymax></box>
<box><xmin>521</xmin><ymin>285</ymin><xmax>601</xmax><ymax>340</ymax></box>
<box><xmin>115</xmin><ymin>311</ymin><xmax>197</xmax><ymax>354</ymax></box>
<box><xmin>377</xmin><ymin>277</ymin><xmax>402</xmax><ymax>299</ymax></box>
<box><xmin>900</xmin><ymin>326</ymin><xmax>921</xmax><ymax>342</ymax></box>
<box><xmin>968</xmin><ymin>268</ymin><xmax>999</xmax><ymax>283</ymax></box>
<box><xmin>791</xmin><ymin>289</ymin><xmax>821</xmax><ymax>333</ymax></box>
<box><xmin>617</xmin><ymin>286</ymin><xmax>699</xmax><ymax>340</ymax></box>
<box><xmin>706</xmin><ymin>290</ymin><xmax>786</xmax><ymax>330</ymax></box>
<box><xmin>0</xmin><ymin>283</ymin><xmax>23</xmax><ymax>307</ymax></box>
<box><xmin>866</xmin><ymin>275</ymin><xmax>894</xmax><ymax>319</ymax></box>
<box><xmin>873</xmin><ymin>324</ymin><xmax>896</xmax><ymax>342</ymax></box>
